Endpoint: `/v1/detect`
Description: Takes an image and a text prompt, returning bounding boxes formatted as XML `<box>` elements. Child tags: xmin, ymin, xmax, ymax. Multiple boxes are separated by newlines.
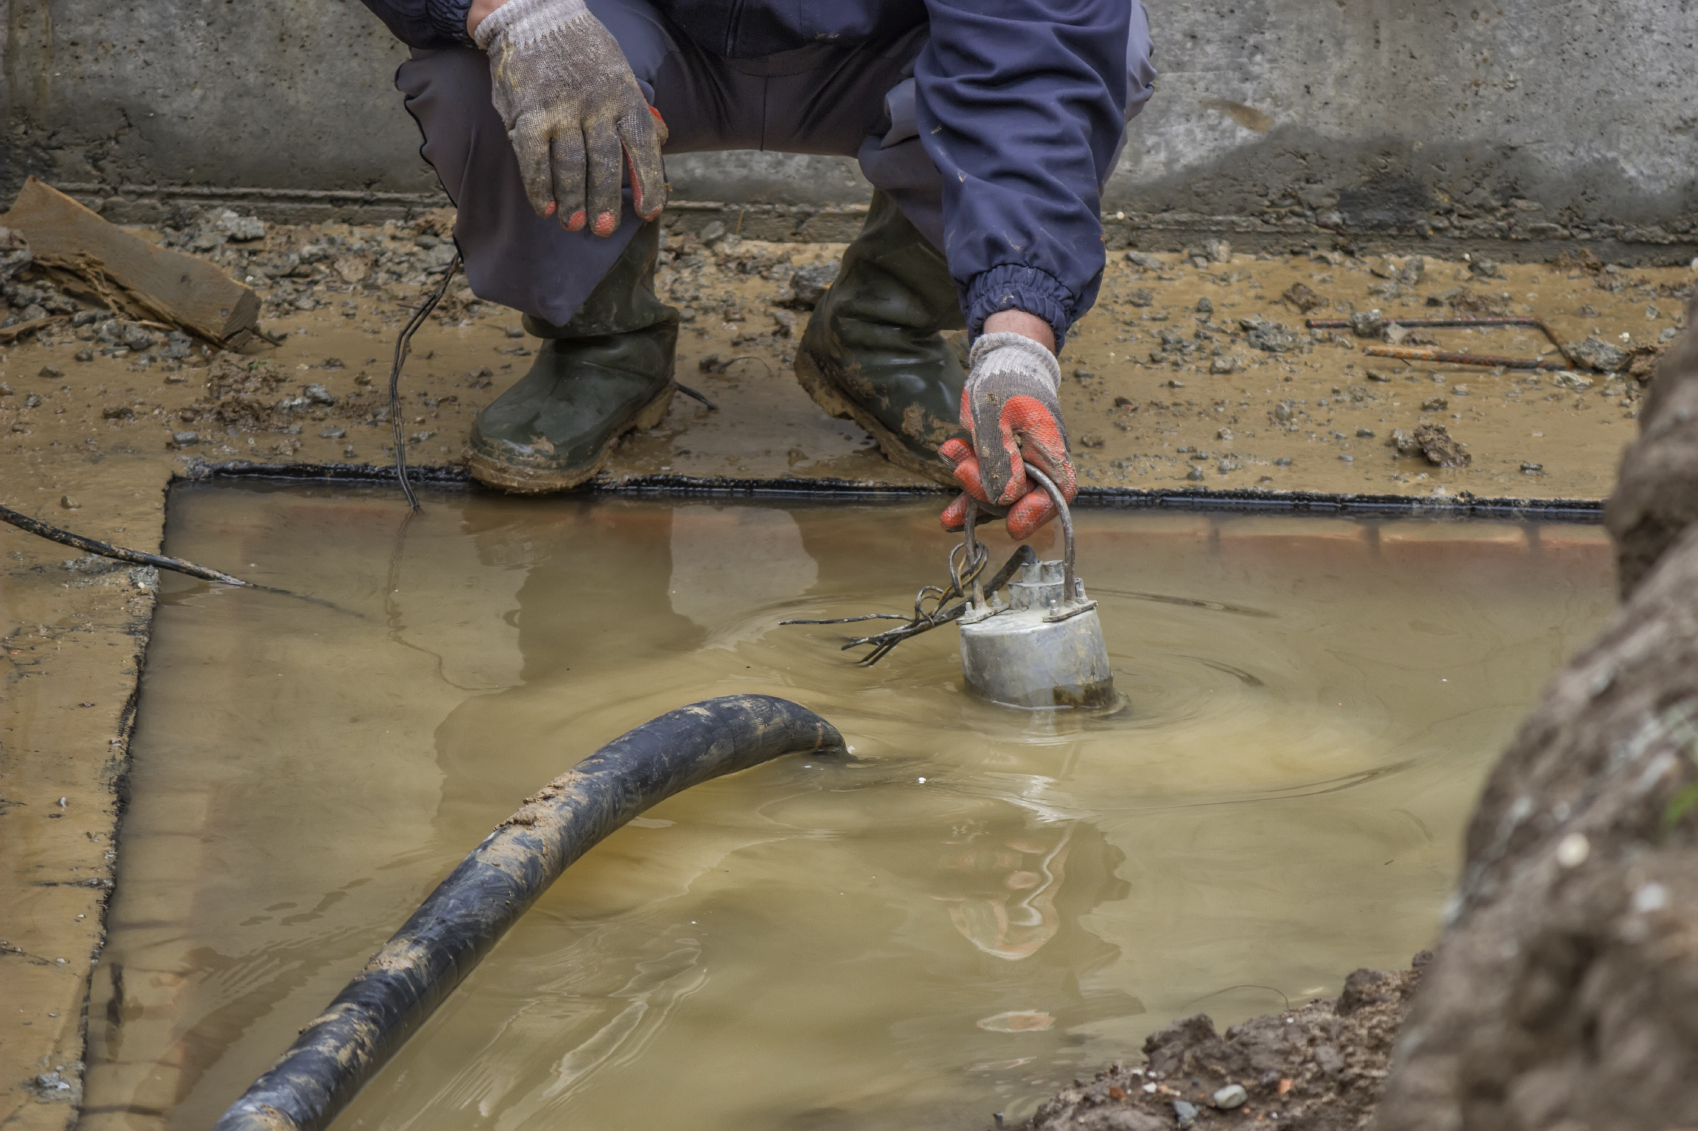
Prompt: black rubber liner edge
<box><xmin>175</xmin><ymin>459</ymin><xmax>1605</xmax><ymax>522</ymax></box>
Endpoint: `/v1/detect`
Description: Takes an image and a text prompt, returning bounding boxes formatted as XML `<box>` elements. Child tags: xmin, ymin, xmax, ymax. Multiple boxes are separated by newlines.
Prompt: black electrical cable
<box><xmin>212</xmin><ymin>694</ymin><xmax>843</xmax><ymax>1131</ymax></box>
<box><xmin>0</xmin><ymin>503</ymin><xmax>366</xmax><ymax>616</ymax></box>
<box><xmin>1</xmin><ymin>500</ymin><xmax>254</xmax><ymax>586</ymax></box>
<box><xmin>389</xmin><ymin>253</ymin><xmax>462</xmax><ymax>512</ymax></box>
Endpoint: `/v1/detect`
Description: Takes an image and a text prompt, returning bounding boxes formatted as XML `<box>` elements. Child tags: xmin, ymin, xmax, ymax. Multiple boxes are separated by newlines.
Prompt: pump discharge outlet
<box><xmin>956</xmin><ymin>468</ymin><xmax>1116</xmax><ymax>710</ymax></box>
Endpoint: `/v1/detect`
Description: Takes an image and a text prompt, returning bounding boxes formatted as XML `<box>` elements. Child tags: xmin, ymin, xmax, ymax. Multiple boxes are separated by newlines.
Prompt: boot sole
<box><xmin>466</xmin><ymin>383</ymin><xmax>676</xmax><ymax>494</ymax></box>
<box><xmin>793</xmin><ymin>350</ymin><xmax>959</xmax><ymax>488</ymax></box>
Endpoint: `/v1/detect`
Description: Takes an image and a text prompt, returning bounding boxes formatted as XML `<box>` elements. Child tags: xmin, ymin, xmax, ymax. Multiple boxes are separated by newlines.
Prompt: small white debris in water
<box><xmin>1633</xmin><ymin>883</ymin><xmax>1669</xmax><ymax>913</ymax></box>
<box><xmin>917</xmin><ymin>777</ymin><xmax>927</xmax><ymax>784</ymax></box>
<box><xmin>1142</xmin><ymin>1083</ymin><xmax>1158</xmax><ymax>1094</ymax></box>
<box><xmin>1556</xmin><ymin>833</ymin><xmax>1590</xmax><ymax>868</ymax></box>
<box><xmin>57</xmin><ymin>797</ymin><xmax>66</xmax><ymax>808</ymax></box>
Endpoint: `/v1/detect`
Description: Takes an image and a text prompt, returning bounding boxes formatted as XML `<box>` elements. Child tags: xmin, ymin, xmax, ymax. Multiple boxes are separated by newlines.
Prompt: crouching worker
<box><xmin>357</xmin><ymin>0</ymin><xmax>1154</xmax><ymax>537</ymax></box>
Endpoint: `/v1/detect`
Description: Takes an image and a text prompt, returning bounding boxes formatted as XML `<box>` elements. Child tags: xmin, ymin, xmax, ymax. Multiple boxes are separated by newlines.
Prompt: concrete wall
<box><xmin>3</xmin><ymin>0</ymin><xmax>1695</xmax><ymax>260</ymax></box>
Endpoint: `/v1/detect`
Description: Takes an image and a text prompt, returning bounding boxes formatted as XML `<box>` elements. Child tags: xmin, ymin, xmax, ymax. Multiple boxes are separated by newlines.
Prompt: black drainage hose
<box><xmin>213</xmin><ymin>694</ymin><xmax>843</xmax><ymax>1131</ymax></box>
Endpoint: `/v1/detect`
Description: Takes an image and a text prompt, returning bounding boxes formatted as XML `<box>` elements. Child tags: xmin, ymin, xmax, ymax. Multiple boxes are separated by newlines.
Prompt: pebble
<box><xmin>1356</xmin><ymin>427</ymin><xmax>1375</xmax><ymax>438</ymax></box>
<box><xmin>1186</xmin><ymin>465</ymin><xmax>1205</xmax><ymax>481</ymax></box>
<box><xmin>1128</xmin><ymin>287</ymin><xmax>1154</xmax><ymax>308</ymax></box>
<box><xmin>38</xmin><ymin>365</ymin><xmax>61</xmax><ymax>378</ymax></box>
<box><xmin>1633</xmin><ymin>883</ymin><xmax>1669</xmax><ymax>913</ymax></box>
<box><xmin>170</xmin><ymin>431</ymin><xmax>200</xmax><ymax>448</ymax></box>
<box><xmin>1213</xmin><ymin>1084</ymin><xmax>1248</xmax><ymax>1110</ymax></box>
<box><xmin>59</xmin><ymin>495</ymin><xmax>79</xmax><ymax>509</ymax></box>
<box><xmin>1365</xmin><ymin>368</ymin><xmax>1393</xmax><ymax>382</ymax></box>
<box><xmin>504</xmin><ymin>325</ymin><xmax>525</xmax><ymax>339</ymax></box>
<box><xmin>1555</xmin><ymin>832</ymin><xmax>1589</xmax><ymax>868</ymax></box>
<box><xmin>1520</xmin><ymin>461</ymin><xmax>1543</xmax><ymax>474</ymax></box>
<box><xmin>319</xmin><ymin>428</ymin><xmax>347</xmax><ymax>440</ymax></box>
<box><xmin>1174</xmin><ymin>1100</ymin><xmax>1199</xmax><ymax>1128</ymax></box>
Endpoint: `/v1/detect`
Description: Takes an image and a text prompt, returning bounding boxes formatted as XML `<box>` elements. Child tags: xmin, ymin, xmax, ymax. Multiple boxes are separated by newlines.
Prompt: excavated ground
<box><xmin>1024</xmin><ymin>961</ymin><xmax>1427</xmax><ymax>1131</ymax></box>
<box><xmin>0</xmin><ymin>204</ymin><xmax>1682</xmax><ymax>1129</ymax></box>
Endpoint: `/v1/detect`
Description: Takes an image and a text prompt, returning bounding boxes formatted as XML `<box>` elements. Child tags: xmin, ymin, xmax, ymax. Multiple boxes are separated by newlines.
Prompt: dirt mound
<box><xmin>1375</xmin><ymin>294</ymin><xmax>1698</xmax><ymax>1131</ymax></box>
<box><xmin>1025</xmin><ymin>960</ymin><xmax>1426</xmax><ymax>1131</ymax></box>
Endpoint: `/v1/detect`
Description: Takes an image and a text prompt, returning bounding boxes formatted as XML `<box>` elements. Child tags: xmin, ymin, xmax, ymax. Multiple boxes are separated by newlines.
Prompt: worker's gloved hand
<box><xmin>939</xmin><ymin>332</ymin><xmax>1076</xmax><ymax>540</ymax></box>
<box><xmin>475</xmin><ymin>0</ymin><xmax>668</xmax><ymax>237</ymax></box>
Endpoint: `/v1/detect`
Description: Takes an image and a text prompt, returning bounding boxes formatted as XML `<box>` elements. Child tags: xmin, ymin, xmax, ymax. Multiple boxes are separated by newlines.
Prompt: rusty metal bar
<box><xmin>1306</xmin><ymin>315</ymin><xmax>1577</xmax><ymax>369</ymax></box>
<box><xmin>1360</xmin><ymin>346</ymin><xmax>1567</xmax><ymax>370</ymax></box>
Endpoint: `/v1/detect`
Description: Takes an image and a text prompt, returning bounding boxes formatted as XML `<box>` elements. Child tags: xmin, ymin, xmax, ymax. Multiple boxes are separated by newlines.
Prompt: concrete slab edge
<box><xmin>57</xmin><ymin>185</ymin><xmax>1698</xmax><ymax>264</ymax></box>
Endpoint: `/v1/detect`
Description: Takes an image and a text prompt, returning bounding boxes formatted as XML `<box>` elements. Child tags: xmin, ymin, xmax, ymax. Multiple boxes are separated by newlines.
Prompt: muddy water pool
<box><xmin>87</xmin><ymin>487</ymin><xmax>1614</xmax><ymax>1130</ymax></box>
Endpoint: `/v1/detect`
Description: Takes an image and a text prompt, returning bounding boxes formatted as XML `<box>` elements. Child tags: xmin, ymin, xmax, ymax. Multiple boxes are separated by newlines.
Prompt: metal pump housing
<box><xmin>956</xmin><ymin>469</ymin><xmax>1116</xmax><ymax>710</ymax></box>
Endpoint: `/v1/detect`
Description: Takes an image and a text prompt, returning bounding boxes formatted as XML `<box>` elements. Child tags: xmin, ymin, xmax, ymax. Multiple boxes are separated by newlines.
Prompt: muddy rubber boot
<box><xmin>467</xmin><ymin>221</ymin><xmax>678</xmax><ymax>493</ymax></box>
<box><xmin>795</xmin><ymin>190</ymin><xmax>967</xmax><ymax>485</ymax></box>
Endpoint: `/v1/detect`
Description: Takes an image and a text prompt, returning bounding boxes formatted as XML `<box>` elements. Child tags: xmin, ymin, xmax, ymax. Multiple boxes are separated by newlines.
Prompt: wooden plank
<box><xmin>0</xmin><ymin>177</ymin><xmax>259</xmax><ymax>348</ymax></box>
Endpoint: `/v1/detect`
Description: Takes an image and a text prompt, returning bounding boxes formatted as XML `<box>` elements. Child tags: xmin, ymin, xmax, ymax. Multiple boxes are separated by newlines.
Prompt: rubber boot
<box><xmin>795</xmin><ymin>190</ymin><xmax>966</xmax><ymax>485</ymax></box>
<box><xmin>467</xmin><ymin>221</ymin><xmax>678</xmax><ymax>493</ymax></box>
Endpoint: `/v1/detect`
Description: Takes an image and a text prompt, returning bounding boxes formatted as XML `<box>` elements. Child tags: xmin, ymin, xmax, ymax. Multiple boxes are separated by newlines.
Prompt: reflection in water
<box><xmin>86</xmin><ymin>489</ymin><xmax>1616</xmax><ymax>1131</ymax></box>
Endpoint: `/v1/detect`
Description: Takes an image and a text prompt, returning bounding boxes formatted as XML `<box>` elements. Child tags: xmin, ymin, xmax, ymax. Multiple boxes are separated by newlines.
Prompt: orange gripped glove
<box><xmin>939</xmin><ymin>331</ymin><xmax>1076</xmax><ymax>541</ymax></box>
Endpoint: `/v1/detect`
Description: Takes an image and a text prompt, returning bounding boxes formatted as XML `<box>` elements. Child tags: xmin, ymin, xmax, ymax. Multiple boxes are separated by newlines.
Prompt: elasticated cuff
<box><xmin>427</xmin><ymin>0</ymin><xmax>478</xmax><ymax>46</ymax></box>
<box><xmin>964</xmin><ymin>265</ymin><xmax>1075</xmax><ymax>351</ymax></box>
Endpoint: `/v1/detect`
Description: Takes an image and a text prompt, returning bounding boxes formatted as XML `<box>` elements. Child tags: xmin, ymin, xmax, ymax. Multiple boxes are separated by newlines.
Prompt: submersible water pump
<box><xmin>780</xmin><ymin>467</ymin><xmax>1115</xmax><ymax>709</ymax></box>
<box><xmin>955</xmin><ymin>468</ymin><xmax>1115</xmax><ymax>710</ymax></box>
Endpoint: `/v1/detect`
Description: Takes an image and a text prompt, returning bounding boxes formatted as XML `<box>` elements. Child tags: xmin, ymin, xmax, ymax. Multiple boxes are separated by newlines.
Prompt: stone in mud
<box><xmin>0</xmin><ymin>226</ymin><xmax>32</xmax><ymax>285</ymax></box>
<box><xmin>1241</xmin><ymin>317</ymin><xmax>1300</xmax><ymax>353</ymax></box>
<box><xmin>1281</xmin><ymin>282</ymin><xmax>1325</xmax><ymax>313</ymax></box>
<box><xmin>1411</xmin><ymin>423</ymin><xmax>1469</xmax><ymax>467</ymax></box>
<box><xmin>1124</xmin><ymin>251</ymin><xmax>1164</xmax><ymax>270</ymax></box>
<box><xmin>788</xmin><ymin>261</ymin><xmax>839</xmax><ymax>308</ymax></box>
<box><xmin>333</xmin><ymin>255</ymin><xmax>372</xmax><ymax>284</ymax></box>
<box><xmin>1349</xmin><ymin>309</ymin><xmax>1386</xmax><ymax>338</ymax></box>
<box><xmin>1202</xmin><ymin>238</ymin><xmax>1232</xmax><ymax>263</ymax></box>
<box><xmin>1468</xmin><ymin>255</ymin><xmax>1504</xmax><ymax>279</ymax></box>
<box><xmin>1128</xmin><ymin>287</ymin><xmax>1154</xmax><ymax>308</ymax></box>
<box><xmin>1553</xmin><ymin>370</ymin><xmax>1595</xmax><ymax>391</ymax></box>
<box><xmin>1570</xmin><ymin>335</ymin><xmax>1628</xmax><ymax>372</ymax></box>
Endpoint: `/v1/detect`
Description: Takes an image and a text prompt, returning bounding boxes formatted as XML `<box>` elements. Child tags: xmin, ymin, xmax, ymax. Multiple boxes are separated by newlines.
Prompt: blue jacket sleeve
<box><xmin>359</xmin><ymin>0</ymin><xmax>476</xmax><ymax>49</ymax></box>
<box><xmin>914</xmin><ymin>0</ymin><xmax>1129</xmax><ymax>349</ymax></box>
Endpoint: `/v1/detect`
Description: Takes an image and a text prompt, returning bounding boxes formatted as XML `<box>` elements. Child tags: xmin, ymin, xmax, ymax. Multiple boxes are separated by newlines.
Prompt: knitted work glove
<box><xmin>475</xmin><ymin>0</ymin><xmax>667</xmax><ymax>237</ymax></box>
<box><xmin>939</xmin><ymin>332</ymin><xmax>1076</xmax><ymax>540</ymax></box>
